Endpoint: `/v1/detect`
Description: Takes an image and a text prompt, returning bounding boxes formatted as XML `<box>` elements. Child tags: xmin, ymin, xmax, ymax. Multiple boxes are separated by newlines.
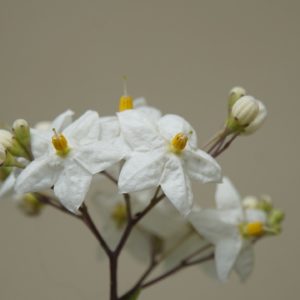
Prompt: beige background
<box><xmin>0</xmin><ymin>0</ymin><xmax>299</xmax><ymax>299</ymax></box>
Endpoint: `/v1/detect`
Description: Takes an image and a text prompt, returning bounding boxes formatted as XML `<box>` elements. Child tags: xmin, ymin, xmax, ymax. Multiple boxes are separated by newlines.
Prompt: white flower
<box><xmin>188</xmin><ymin>177</ymin><xmax>267</xmax><ymax>281</ymax></box>
<box><xmin>117</xmin><ymin>110</ymin><xmax>222</xmax><ymax>215</ymax></box>
<box><xmin>15</xmin><ymin>110</ymin><xmax>126</xmax><ymax>213</ymax></box>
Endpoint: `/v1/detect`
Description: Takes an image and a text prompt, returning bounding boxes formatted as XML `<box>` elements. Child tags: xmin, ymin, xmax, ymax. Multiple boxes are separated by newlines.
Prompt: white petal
<box><xmin>184</xmin><ymin>149</ymin><xmax>222</xmax><ymax>183</ymax></box>
<box><xmin>188</xmin><ymin>208</ymin><xmax>239</xmax><ymax>244</ymax></box>
<box><xmin>215</xmin><ymin>237</ymin><xmax>243</xmax><ymax>281</ymax></box>
<box><xmin>15</xmin><ymin>156</ymin><xmax>60</xmax><ymax>194</ymax></box>
<box><xmin>30</xmin><ymin>128</ymin><xmax>51</xmax><ymax>158</ymax></box>
<box><xmin>51</xmin><ymin>110</ymin><xmax>74</xmax><ymax>132</ymax></box>
<box><xmin>117</xmin><ymin>110</ymin><xmax>163</xmax><ymax>151</ymax></box>
<box><xmin>54</xmin><ymin>160</ymin><xmax>92</xmax><ymax>213</ymax></box>
<box><xmin>63</xmin><ymin>110</ymin><xmax>100</xmax><ymax>145</ymax></box>
<box><xmin>0</xmin><ymin>173</ymin><xmax>16</xmax><ymax>198</ymax></box>
<box><xmin>133</xmin><ymin>97</ymin><xmax>147</xmax><ymax>107</ymax></box>
<box><xmin>118</xmin><ymin>150</ymin><xmax>165</xmax><ymax>193</ymax></box>
<box><xmin>215</xmin><ymin>177</ymin><xmax>242</xmax><ymax>210</ymax></box>
<box><xmin>158</xmin><ymin>114</ymin><xmax>198</xmax><ymax>149</ymax></box>
<box><xmin>245</xmin><ymin>209</ymin><xmax>267</xmax><ymax>224</ymax></box>
<box><xmin>99</xmin><ymin>116</ymin><xmax>120</xmax><ymax>140</ymax></box>
<box><xmin>74</xmin><ymin>139</ymin><xmax>127</xmax><ymax>174</ymax></box>
<box><xmin>234</xmin><ymin>243</ymin><xmax>255</xmax><ymax>281</ymax></box>
<box><xmin>134</xmin><ymin>97</ymin><xmax>162</xmax><ymax>122</ymax></box>
<box><xmin>160</xmin><ymin>155</ymin><xmax>193</xmax><ymax>216</ymax></box>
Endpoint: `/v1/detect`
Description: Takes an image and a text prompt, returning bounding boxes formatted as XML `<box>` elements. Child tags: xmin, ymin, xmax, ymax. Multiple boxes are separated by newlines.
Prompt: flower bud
<box><xmin>0</xmin><ymin>144</ymin><xmax>6</xmax><ymax>165</ymax></box>
<box><xmin>268</xmin><ymin>209</ymin><xmax>285</xmax><ymax>226</ymax></box>
<box><xmin>228</xmin><ymin>86</ymin><xmax>246</xmax><ymax>110</ymax></box>
<box><xmin>34</xmin><ymin>121</ymin><xmax>51</xmax><ymax>131</ymax></box>
<box><xmin>243</xmin><ymin>100</ymin><xmax>267</xmax><ymax>135</ymax></box>
<box><xmin>17</xmin><ymin>193</ymin><xmax>44</xmax><ymax>216</ymax></box>
<box><xmin>232</xmin><ymin>96</ymin><xmax>259</xmax><ymax>126</ymax></box>
<box><xmin>242</xmin><ymin>196</ymin><xmax>259</xmax><ymax>209</ymax></box>
<box><xmin>12</xmin><ymin>119</ymin><xmax>31</xmax><ymax>149</ymax></box>
<box><xmin>0</xmin><ymin>129</ymin><xmax>30</xmax><ymax>159</ymax></box>
<box><xmin>0</xmin><ymin>166</ymin><xmax>12</xmax><ymax>182</ymax></box>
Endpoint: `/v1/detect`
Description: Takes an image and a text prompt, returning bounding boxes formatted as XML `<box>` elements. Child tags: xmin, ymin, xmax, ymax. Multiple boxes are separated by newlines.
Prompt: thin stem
<box><xmin>109</xmin><ymin>256</ymin><xmax>118</xmax><ymax>300</ymax></box>
<box><xmin>213</xmin><ymin>132</ymin><xmax>239</xmax><ymax>158</ymax></box>
<box><xmin>79</xmin><ymin>203</ymin><xmax>112</xmax><ymax>257</ymax></box>
<box><xmin>142</xmin><ymin>251</ymin><xmax>214</xmax><ymax>289</ymax></box>
<box><xmin>102</xmin><ymin>171</ymin><xmax>118</xmax><ymax>185</ymax></box>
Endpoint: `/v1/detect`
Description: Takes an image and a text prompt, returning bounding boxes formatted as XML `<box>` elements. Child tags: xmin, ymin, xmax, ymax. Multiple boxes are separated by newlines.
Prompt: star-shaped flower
<box><xmin>117</xmin><ymin>110</ymin><xmax>222</xmax><ymax>215</ymax></box>
<box><xmin>188</xmin><ymin>177</ymin><xmax>269</xmax><ymax>281</ymax></box>
<box><xmin>15</xmin><ymin>110</ymin><xmax>126</xmax><ymax>213</ymax></box>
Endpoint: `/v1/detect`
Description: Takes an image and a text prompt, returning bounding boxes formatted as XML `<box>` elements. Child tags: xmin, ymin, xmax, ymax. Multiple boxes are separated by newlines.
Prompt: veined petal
<box><xmin>74</xmin><ymin>139</ymin><xmax>127</xmax><ymax>174</ymax></box>
<box><xmin>63</xmin><ymin>110</ymin><xmax>100</xmax><ymax>145</ymax></box>
<box><xmin>51</xmin><ymin>110</ymin><xmax>74</xmax><ymax>132</ymax></box>
<box><xmin>234</xmin><ymin>243</ymin><xmax>255</xmax><ymax>281</ymax></box>
<box><xmin>160</xmin><ymin>155</ymin><xmax>193</xmax><ymax>216</ymax></box>
<box><xmin>118</xmin><ymin>150</ymin><xmax>165</xmax><ymax>193</ymax></box>
<box><xmin>15</xmin><ymin>156</ymin><xmax>60</xmax><ymax>194</ymax></box>
<box><xmin>54</xmin><ymin>160</ymin><xmax>92</xmax><ymax>213</ymax></box>
<box><xmin>99</xmin><ymin>116</ymin><xmax>120</xmax><ymax>140</ymax></box>
<box><xmin>215</xmin><ymin>177</ymin><xmax>242</xmax><ymax>210</ymax></box>
<box><xmin>117</xmin><ymin>110</ymin><xmax>163</xmax><ymax>151</ymax></box>
<box><xmin>184</xmin><ymin>149</ymin><xmax>222</xmax><ymax>183</ymax></box>
<box><xmin>134</xmin><ymin>97</ymin><xmax>162</xmax><ymax>122</ymax></box>
<box><xmin>158</xmin><ymin>114</ymin><xmax>197</xmax><ymax>149</ymax></box>
<box><xmin>215</xmin><ymin>237</ymin><xmax>243</xmax><ymax>281</ymax></box>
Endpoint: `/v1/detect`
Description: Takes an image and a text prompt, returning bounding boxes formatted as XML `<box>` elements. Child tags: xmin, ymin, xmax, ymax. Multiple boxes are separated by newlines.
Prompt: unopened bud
<box><xmin>232</xmin><ymin>96</ymin><xmax>259</xmax><ymax>126</ymax></box>
<box><xmin>34</xmin><ymin>121</ymin><xmax>51</xmax><ymax>131</ymax></box>
<box><xmin>228</xmin><ymin>86</ymin><xmax>246</xmax><ymax>109</ymax></box>
<box><xmin>18</xmin><ymin>193</ymin><xmax>44</xmax><ymax>216</ymax></box>
<box><xmin>0</xmin><ymin>144</ymin><xmax>6</xmax><ymax>165</ymax></box>
<box><xmin>0</xmin><ymin>166</ymin><xmax>12</xmax><ymax>181</ymax></box>
<box><xmin>0</xmin><ymin>130</ymin><xmax>14</xmax><ymax>149</ymax></box>
<box><xmin>242</xmin><ymin>196</ymin><xmax>259</xmax><ymax>209</ymax></box>
<box><xmin>12</xmin><ymin>119</ymin><xmax>31</xmax><ymax>149</ymax></box>
<box><xmin>243</xmin><ymin>100</ymin><xmax>267</xmax><ymax>135</ymax></box>
<box><xmin>268</xmin><ymin>209</ymin><xmax>285</xmax><ymax>226</ymax></box>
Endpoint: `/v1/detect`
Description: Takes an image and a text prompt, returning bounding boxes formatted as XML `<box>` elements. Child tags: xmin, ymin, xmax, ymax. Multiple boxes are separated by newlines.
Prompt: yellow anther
<box><xmin>245</xmin><ymin>222</ymin><xmax>264</xmax><ymax>237</ymax></box>
<box><xmin>111</xmin><ymin>203</ymin><xmax>127</xmax><ymax>228</ymax></box>
<box><xmin>52</xmin><ymin>129</ymin><xmax>70</xmax><ymax>157</ymax></box>
<box><xmin>170</xmin><ymin>132</ymin><xmax>188</xmax><ymax>154</ymax></box>
<box><xmin>119</xmin><ymin>95</ymin><xmax>133</xmax><ymax>111</ymax></box>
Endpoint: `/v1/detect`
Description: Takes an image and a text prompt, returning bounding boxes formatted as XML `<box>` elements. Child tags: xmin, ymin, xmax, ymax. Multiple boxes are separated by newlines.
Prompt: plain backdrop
<box><xmin>0</xmin><ymin>1</ymin><xmax>299</xmax><ymax>299</ymax></box>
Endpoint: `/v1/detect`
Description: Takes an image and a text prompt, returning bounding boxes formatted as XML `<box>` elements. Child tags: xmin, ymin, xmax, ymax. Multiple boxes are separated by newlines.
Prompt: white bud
<box><xmin>243</xmin><ymin>100</ymin><xmax>267</xmax><ymax>135</ymax></box>
<box><xmin>228</xmin><ymin>86</ymin><xmax>247</xmax><ymax>109</ymax></box>
<box><xmin>242</xmin><ymin>196</ymin><xmax>259</xmax><ymax>209</ymax></box>
<box><xmin>12</xmin><ymin>119</ymin><xmax>30</xmax><ymax>149</ymax></box>
<box><xmin>34</xmin><ymin>121</ymin><xmax>51</xmax><ymax>132</ymax></box>
<box><xmin>231</xmin><ymin>96</ymin><xmax>259</xmax><ymax>126</ymax></box>
<box><xmin>0</xmin><ymin>144</ymin><xmax>6</xmax><ymax>165</ymax></box>
<box><xmin>0</xmin><ymin>129</ymin><xmax>14</xmax><ymax>149</ymax></box>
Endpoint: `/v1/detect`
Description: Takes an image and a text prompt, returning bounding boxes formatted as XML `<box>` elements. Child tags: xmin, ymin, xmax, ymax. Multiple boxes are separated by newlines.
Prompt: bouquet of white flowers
<box><xmin>0</xmin><ymin>84</ymin><xmax>284</xmax><ymax>300</ymax></box>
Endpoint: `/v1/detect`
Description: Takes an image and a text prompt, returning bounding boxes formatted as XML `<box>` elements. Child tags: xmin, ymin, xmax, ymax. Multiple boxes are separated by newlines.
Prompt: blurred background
<box><xmin>0</xmin><ymin>0</ymin><xmax>299</xmax><ymax>299</ymax></box>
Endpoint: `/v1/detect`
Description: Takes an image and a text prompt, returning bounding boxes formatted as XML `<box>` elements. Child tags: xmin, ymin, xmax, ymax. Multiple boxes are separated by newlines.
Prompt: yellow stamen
<box><xmin>111</xmin><ymin>203</ymin><xmax>127</xmax><ymax>228</ymax></box>
<box><xmin>119</xmin><ymin>76</ymin><xmax>133</xmax><ymax>111</ymax></box>
<box><xmin>170</xmin><ymin>132</ymin><xmax>188</xmax><ymax>154</ymax></box>
<box><xmin>52</xmin><ymin>129</ymin><xmax>70</xmax><ymax>157</ymax></box>
<box><xmin>245</xmin><ymin>222</ymin><xmax>264</xmax><ymax>237</ymax></box>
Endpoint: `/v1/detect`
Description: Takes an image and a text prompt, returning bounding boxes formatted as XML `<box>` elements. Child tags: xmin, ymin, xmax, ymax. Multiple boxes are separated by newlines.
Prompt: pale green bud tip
<box><xmin>0</xmin><ymin>144</ymin><xmax>6</xmax><ymax>165</ymax></box>
<box><xmin>12</xmin><ymin>119</ymin><xmax>31</xmax><ymax>149</ymax></box>
<box><xmin>18</xmin><ymin>193</ymin><xmax>44</xmax><ymax>216</ymax></box>
<box><xmin>269</xmin><ymin>209</ymin><xmax>285</xmax><ymax>226</ymax></box>
<box><xmin>228</xmin><ymin>86</ymin><xmax>247</xmax><ymax>108</ymax></box>
<box><xmin>231</xmin><ymin>96</ymin><xmax>259</xmax><ymax>126</ymax></box>
<box><xmin>13</xmin><ymin>119</ymin><xmax>29</xmax><ymax>131</ymax></box>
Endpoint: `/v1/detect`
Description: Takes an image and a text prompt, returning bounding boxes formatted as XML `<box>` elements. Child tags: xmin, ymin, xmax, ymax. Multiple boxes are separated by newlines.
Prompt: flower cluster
<box><xmin>0</xmin><ymin>86</ymin><xmax>283</xmax><ymax>299</ymax></box>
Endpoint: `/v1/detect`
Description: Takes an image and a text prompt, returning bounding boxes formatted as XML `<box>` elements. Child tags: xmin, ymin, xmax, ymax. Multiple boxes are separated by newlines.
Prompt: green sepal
<box><xmin>120</xmin><ymin>288</ymin><xmax>141</xmax><ymax>300</ymax></box>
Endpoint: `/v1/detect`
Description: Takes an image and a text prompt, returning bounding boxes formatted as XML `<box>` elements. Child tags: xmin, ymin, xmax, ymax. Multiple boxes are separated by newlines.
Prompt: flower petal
<box><xmin>215</xmin><ymin>177</ymin><xmax>242</xmax><ymax>210</ymax></box>
<box><xmin>117</xmin><ymin>110</ymin><xmax>163</xmax><ymax>151</ymax></box>
<box><xmin>160</xmin><ymin>155</ymin><xmax>193</xmax><ymax>216</ymax></box>
<box><xmin>158</xmin><ymin>114</ymin><xmax>197</xmax><ymax>149</ymax></box>
<box><xmin>30</xmin><ymin>129</ymin><xmax>51</xmax><ymax>158</ymax></box>
<box><xmin>15</xmin><ymin>156</ymin><xmax>60</xmax><ymax>194</ymax></box>
<box><xmin>234</xmin><ymin>243</ymin><xmax>255</xmax><ymax>281</ymax></box>
<box><xmin>99</xmin><ymin>116</ymin><xmax>120</xmax><ymax>140</ymax></box>
<box><xmin>184</xmin><ymin>149</ymin><xmax>222</xmax><ymax>183</ymax></box>
<box><xmin>63</xmin><ymin>110</ymin><xmax>100</xmax><ymax>145</ymax></box>
<box><xmin>74</xmin><ymin>139</ymin><xmax>128</xmax><ymax>174</ymax></box>
<box><xmin>134</xmin><ymin>97</ymin><xmax>162</xmax><ymax>122</ymax></box>
<box><xmin>118</xmin><ymin>150</ymin><xmax>165</xmax><ymax>193</ymax></box>
<box><xmin>215</xmin><ymin>237</ymin><xmax>243</xmax><ymax>281</ymax></box>
<box><xmin>54</xmin><ymin>159</ymin><xmax>92</xmax><ymax>213</ymax></box>
<box><xmin>51</xmin><ymin>110</ymin><xmax>74</xmax><ymax>132</ymax></box>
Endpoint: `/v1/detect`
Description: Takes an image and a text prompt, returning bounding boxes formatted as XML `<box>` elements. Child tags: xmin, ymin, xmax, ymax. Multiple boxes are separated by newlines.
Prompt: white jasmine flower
<box><xmin>117</xmin><ymin>110</ymin><xmax>222</xmax><ymax>215</ymax></box>
<box><xmin>15</xmin><ymin>110</ymin><xmax>126</xmax><ymax>213</ymax></box>
<box><xmin>188</xmin><ymin>177</ymin><xmax>267</xmax><ymax>281</ymax></box>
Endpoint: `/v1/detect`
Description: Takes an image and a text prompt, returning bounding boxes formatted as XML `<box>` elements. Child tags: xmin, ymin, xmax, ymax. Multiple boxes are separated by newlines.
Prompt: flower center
<box><xmin>119</xmin><ymin>95</ymin><xmax>133</xmax><ymax>112</ymax></box>
<box><xmin>111</xmin><ymin>203</ymin><xmax>127</xmax><ymax>228</ymax></box>
<box><xmin>170</xmin><ymin>132</ymin><xmax>188</xmax><ymax>154</ymax></box>
<box><xmin>240</xmin><ymin>221</ymin><xmax>264</xmax><ymax>238</ymax></box>
<box><xmin>52</xmin><ymin>129</ymin><xmax>70</xmax><ymax>157</ymax></box>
